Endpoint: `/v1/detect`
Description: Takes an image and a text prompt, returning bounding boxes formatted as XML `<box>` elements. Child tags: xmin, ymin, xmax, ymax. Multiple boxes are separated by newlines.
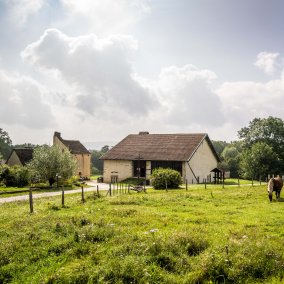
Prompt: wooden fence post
<box><xmin>186</xmin><ymin>179</ymin><xmax>188</xmax><ymax>191</ymax></box>
<box><xmin>61</xmin><ymin>185</ymin><xmax>65</xmax><ymax>207</ymax></box>
<box><xmin>205</xmin><ymin>179</ymin><xmax>207</xmax><ymax>189</ymax></box>
<box><xmin>96</xmin><ymin>185</ymin><xmax>100</xmax><ymax>197</ymax></box>
<box><xmin>109</xmin><ymin>183</ymin><xmax>112</xmax><ymax>197</ymax></box>
<box><xmin>81</xmin><ymin>184</ymin><xmax>85</xmax><ymax>203</ymax></box>
<box><xmin>29</xmin><ymin>187</ymin><xmax>33</xmax><ymax>213</ymax></box>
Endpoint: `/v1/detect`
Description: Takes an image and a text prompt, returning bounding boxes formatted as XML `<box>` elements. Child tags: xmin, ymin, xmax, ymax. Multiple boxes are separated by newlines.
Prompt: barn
<box><xmin>100</xmin><ymin>132</ymin><xmax>220</xmax><ymax>184</ymax></box>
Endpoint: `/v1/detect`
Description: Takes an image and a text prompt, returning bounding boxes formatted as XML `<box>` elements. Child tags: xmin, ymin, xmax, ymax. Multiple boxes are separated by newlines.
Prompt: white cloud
<box><xmin>59</xmin><ymin>0</ymin><xmax>151</xmax><ymax>35</ymax></box>
<box><xmin>22</xmin><ymin>29</ymin><xmax>155</xmax><ymax>116</ymax></box>
<box><xmin>152</xmin><ymin>64</ymin><xmax>224</xmax><ymax>126</ymax></box>
<box><xmin>216</xmin><ymin>75</ymin><xmax>284</xmax><ymax>131</ymax></box>
<box><xmin>4</xmin><ymin>0</ymin><xmax>45</xmax><ymax>26</ymax></box>
<box><xmin>254</xmin><ymin>52</ymin><xmax>280</xmax><ymax>75</ymax></box>
<box><xmin>0</xmin><ymin>70</ymin><xmax>54</xmax><ymax>128</ymax></box>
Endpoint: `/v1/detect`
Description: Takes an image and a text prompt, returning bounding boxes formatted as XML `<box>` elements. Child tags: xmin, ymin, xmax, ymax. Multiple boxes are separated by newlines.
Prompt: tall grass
<box><xmin>0</xmin><ymin>184</ymin><xmax>284</xmax><ymax>283</ymax></box>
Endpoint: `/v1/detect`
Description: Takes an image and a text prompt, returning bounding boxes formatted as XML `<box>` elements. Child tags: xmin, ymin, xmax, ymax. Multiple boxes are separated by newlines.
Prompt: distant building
<box><xmin>53</xmin><ymin>132</ymin><xmax>91</xmax><ymax>178</ymax></box>
<box><xmin>101</xmin><ymin>132</ymin><xmax>220</xmax><ymax>183</ymax></box>
<box><xmin>6</xmin><ymin>148</ymin><xmax>34</xmax><ymax>167</ymax></box>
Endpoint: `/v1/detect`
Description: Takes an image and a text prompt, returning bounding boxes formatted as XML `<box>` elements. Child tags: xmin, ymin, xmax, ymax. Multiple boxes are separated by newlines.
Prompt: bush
<box><xmin>151</xmin><ymin>168</ymin><xmax>182</xmax><ymax>189</ymax></box>
<box><xmin>0</xmin><ymin>165</ymin><xmax>29</xmax><ymax>187</ymax></box>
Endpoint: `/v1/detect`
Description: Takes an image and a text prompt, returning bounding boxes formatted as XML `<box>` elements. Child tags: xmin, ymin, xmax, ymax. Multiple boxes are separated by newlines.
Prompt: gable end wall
<box><xmin>186</xmin><ymin>139</ymin><xmax>218</xmax><ymax>183</ymax></box>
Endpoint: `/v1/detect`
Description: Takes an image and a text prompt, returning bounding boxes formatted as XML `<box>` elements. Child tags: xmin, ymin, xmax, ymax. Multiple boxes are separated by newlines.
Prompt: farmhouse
<box><xmin>101</xmin><ymin>132</ymin><xmax>220</xmax><ymax>184</ymax></box>
<box><xmin>53</xmin><ymin>132</ymin><xmax>91</xmax><ymax>178</ymax></box>
<box><xmin>6</xmin><ymin>147</ymin><xmax>34</xmax><ymax>167</ymax></box>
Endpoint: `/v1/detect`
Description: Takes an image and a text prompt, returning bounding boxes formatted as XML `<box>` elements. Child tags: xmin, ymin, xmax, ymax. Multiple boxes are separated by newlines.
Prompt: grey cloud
<box><xmin>0</xmin><ymin>71</ymin><xmax>54</xmax><ymax>128</ymax></box>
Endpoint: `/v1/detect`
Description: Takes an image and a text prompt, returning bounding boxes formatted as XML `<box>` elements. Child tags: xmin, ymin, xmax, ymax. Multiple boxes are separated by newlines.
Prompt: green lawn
<box><xmin>0</xmin><ymin>184</ymin><xmax>283</xmax><ymax>283</ymax></box>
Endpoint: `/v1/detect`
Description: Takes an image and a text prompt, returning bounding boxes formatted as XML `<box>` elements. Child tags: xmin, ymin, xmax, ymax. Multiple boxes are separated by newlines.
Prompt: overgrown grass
<box><xmin>0</xmin><ymin>184</ymin><xmax>284</xmax><ymax>283</ymax></box>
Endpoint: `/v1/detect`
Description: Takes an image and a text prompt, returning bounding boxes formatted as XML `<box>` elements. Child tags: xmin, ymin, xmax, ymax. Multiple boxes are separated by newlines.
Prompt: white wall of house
<box><xmin>6</xmin><ymin>151</ymin><xmax>23</xmax><ymax>166</ymax></box>
<box><xmin>185</xmin><ymin>139</ymin><xmax>218</xmax><ymax>184</ymax></box>
<box><xmin>103</xmin><ymin>160</ymin><xmax>132</xmax><ymax>183</ymax></box>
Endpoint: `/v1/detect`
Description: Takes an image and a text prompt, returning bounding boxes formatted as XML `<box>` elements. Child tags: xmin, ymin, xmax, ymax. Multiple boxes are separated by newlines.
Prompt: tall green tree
<box><xmin>212</xmin><ymin>140</ymin><xmax>229</xmax><ymax>157</ymax></box>
<box><xmin>238</xmin><ymin>116</ymin><xmax>284</xmax><ymax>171</ymax></box>
<box><xmin>28</xmin><ymin>145</ymin><xmax>77</xmax><ymax>186</ymax></box>
<box><xmin>0</xmin><ymin>128</ymin><xmax>12</xmax><ymax>160</ymax></box>
<box><xmin>91</xmin><ymin>145</ymin><xmax>110</xmax><ymax>174</ymax></box>
<box><xmin>220</xmin><ymin>145</ymin><xmax>241</xmax><ymax>178</ymax></box>
<box><xmin>239</xmin><ymin>142</ymin><xmax>278</xmax><ymax>179</ymax></box>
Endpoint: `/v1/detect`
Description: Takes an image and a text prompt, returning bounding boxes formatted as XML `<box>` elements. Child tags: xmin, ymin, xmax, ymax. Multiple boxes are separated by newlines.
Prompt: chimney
<box><xmin>53</xmin><ymin>131</ymin><xmax>61</xmax><ymax>145</ymax></box>
<box><xmin>139</xmin><ymin>131</ymin><xmax>149</xmax><ymax>135</ymax></box>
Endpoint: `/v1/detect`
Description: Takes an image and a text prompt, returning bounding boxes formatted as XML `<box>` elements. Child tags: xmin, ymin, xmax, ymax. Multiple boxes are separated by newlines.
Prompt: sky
<box><xmin>1</xmin><ymin>0</ymin><xmax>284</xmax><ymax>148</ymax></box>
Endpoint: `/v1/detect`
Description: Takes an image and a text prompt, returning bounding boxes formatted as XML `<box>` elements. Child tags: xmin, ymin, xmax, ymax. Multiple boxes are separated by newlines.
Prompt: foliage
<box><xmin>0</xmin><ymin>184</ymin><xmax>284</xmax><ymax>283</ymax></box>
<box><xmin>0</xmin><ymin>128</ymin><xmax>12</xmax><ymax>160</ymax></box>
<box><xmin>220</xmin><ymin>145</ymin><xmax>241</xmax><ymax>178</ymax></box>
<box><xmin>239</xmin><ymin>142</ymin><xmax>278</xmax><ymax>179</ymax></box>
<box><xmin>0</xmin><ymin>165</ymin><xmax>29</xmax><ymax>187</ymax></box>
<box><xmin>238</xmin><ymin>116</ymin><xmax>284</xmax><ymax>172</ymax></box>
<box><xmin>151</xmin><ymin>168</ymin><xmax>182</xmax><ymax>189</ymax></box>
<box><xmin>90</xmin><ymin>145</ymin><xmax>110</xmax><ymax>174</ymax></box>
<box><xmin>212</xmin><ymin>140</ymin><xmax>229</xmax><ymax>157</ymax></box>
<box><xmin>28</xmin><ymin>145</ymin><xmax>77</xmax><ymax>186</ymax></box>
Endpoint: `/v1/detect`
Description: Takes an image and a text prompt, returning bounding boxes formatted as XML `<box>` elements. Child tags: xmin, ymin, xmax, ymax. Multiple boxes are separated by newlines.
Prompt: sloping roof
<box><xmin>101</xmin><ymin>133</ymin><xmax>220</xmax><ymax>162</ymax></box>
<box><xmin>61</xmin><ymin>139</ymin><xmax>90</xmax><ymax>155</ymax></box>
<box><xmin>8</xmin><ymin>148</ymin><xmax>34</xmax><ymax>165</ymax></box>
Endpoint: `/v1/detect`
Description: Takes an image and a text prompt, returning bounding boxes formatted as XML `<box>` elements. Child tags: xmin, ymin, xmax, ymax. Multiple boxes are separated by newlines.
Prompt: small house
<box><xmin>6</xmin><ymin>148</ymin><xmax>34</xmax><ymax>167</ymax></box>
<box><xmin>100</xmin><ymin>132</ymin><xmax>220</xmax><ymax>183</ymax></box>
<box><xmin>53</xmin><ymin>132</ymin><xmax>91</xmax><ymax>178</ymax></box>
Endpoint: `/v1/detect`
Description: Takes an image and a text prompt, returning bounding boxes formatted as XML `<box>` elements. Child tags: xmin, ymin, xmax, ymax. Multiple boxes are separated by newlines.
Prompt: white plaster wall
<box><xmin>103</xmin><ymin>160</ymin><xmax>132</xmax><ymax>183</ymax></box>
<box><xmin>185</xmin><ymin>139</ymin><xmax>218</xmax><ymax>184</ymax></box>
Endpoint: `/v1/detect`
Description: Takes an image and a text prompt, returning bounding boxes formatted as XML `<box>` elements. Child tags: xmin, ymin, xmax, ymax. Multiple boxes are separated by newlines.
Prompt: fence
<box><xmin>27</xmin><ymin>182</ymin><xmax>146</xmax><ymax>213</ymax></box>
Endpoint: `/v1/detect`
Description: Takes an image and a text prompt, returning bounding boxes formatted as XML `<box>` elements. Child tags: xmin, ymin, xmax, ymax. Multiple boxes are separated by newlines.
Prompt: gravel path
<box><xmin>0</xmin><ymin>181</ymin><xmax>110</xmax><ymax>205</ymax></box>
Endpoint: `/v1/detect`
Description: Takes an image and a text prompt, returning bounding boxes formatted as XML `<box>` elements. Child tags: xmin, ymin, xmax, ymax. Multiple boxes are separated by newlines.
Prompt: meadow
<box><xmin>0</xmin><ymin>183</ymin><xmax>284</xmax><ymax>283</ymax></box>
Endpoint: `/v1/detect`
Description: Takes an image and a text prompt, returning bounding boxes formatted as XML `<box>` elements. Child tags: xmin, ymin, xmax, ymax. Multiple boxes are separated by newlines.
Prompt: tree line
<box><xmin>1</xmin><ymin>115</ymin><xmax>284</xmax><ymax>184</ymax></box>
<box><xmin>213</xmin><ymin>116</ymin><xmax>284</xmax><ymax>180</ymax></box>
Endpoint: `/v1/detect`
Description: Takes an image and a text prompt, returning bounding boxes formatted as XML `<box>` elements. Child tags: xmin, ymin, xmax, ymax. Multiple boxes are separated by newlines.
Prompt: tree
<box><xmin>220</xmin><ymin>146</ymin><xmax>241</xmax><ymax>177</ymax></box>
<box><xmin>212</xmin><ymin>140</ymin><xmax>229</xmax><ymax>157</ymax></box>
<box><xmin>91</xmin><ymin>145</ymin><xmax>110</xmax><ymax>174</ymax></box>
<box><xmin>239</xmin><ymin>142</ymin><xmax>278</xmax><ymax>180</ymax></box>
<box><xmin>0</xmin><ymin>128</ymin><xmax>12</xmax><ymax>160</ymax></box>
<box><xmin>238</xmin><ymin>116</ymin><xmax>284</xmax><ymax>171</ymax></box>
<box><xmin>28</xmin><ymin>145</ymin><xmax>77</xmax><ymax>186</ymax></box>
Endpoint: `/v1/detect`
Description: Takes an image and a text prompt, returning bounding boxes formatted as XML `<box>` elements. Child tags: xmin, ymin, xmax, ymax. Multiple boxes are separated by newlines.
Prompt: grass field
<box><xmin>0</xmin><ymin>183</ymin><xmax>284</xmax><ymax>283</ymax></box>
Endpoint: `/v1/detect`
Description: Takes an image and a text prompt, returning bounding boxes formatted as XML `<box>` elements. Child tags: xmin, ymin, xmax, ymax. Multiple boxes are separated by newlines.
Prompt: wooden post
<box><xmin>109</xmin><ymin>183</ymin><xmax>112</xmax><ymax>197</ymax></box>
<box><xmin>29</xmin><ymin>187</ymin><xmax>33</xmax><ymax>214</ymax></box>
<box><xmin>165</xmin><ymin>180</ymin><xmax>168</xmax><ymax>192</ymax></box>
<box><xmin>96</xmin><ymin>185</ymin><xmax>100</xmax><ymax>197</ymax></box>
<box><xmin>205</xmin><ymin>179</ymin><xmax>207</xmax><ymax>189</ymax></box>
<box><xmin>62</xmin><ymin>184</ymin><xmax>65</xmax><ymax>207</ymax></box>
<box><xmin>81</xmin><ymin>185</ymin><xmax>85</xmax><ymax>203</ymax></box>
<box><xmin>186</xmin><ymin>179</ymin><xmax>188</xmax><ymax>191</ymax></box>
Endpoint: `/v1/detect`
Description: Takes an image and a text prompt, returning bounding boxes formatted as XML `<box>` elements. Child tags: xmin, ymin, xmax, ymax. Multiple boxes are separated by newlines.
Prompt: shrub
<box><xmin>151</xmin><ymin>168</ymin><xmax>182</xmax><ymax>189</ymax></box>
<box><xmin>0</xmin><ymin>165</ymin><xmax>29</xmax><ymax>187</ymax></box>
